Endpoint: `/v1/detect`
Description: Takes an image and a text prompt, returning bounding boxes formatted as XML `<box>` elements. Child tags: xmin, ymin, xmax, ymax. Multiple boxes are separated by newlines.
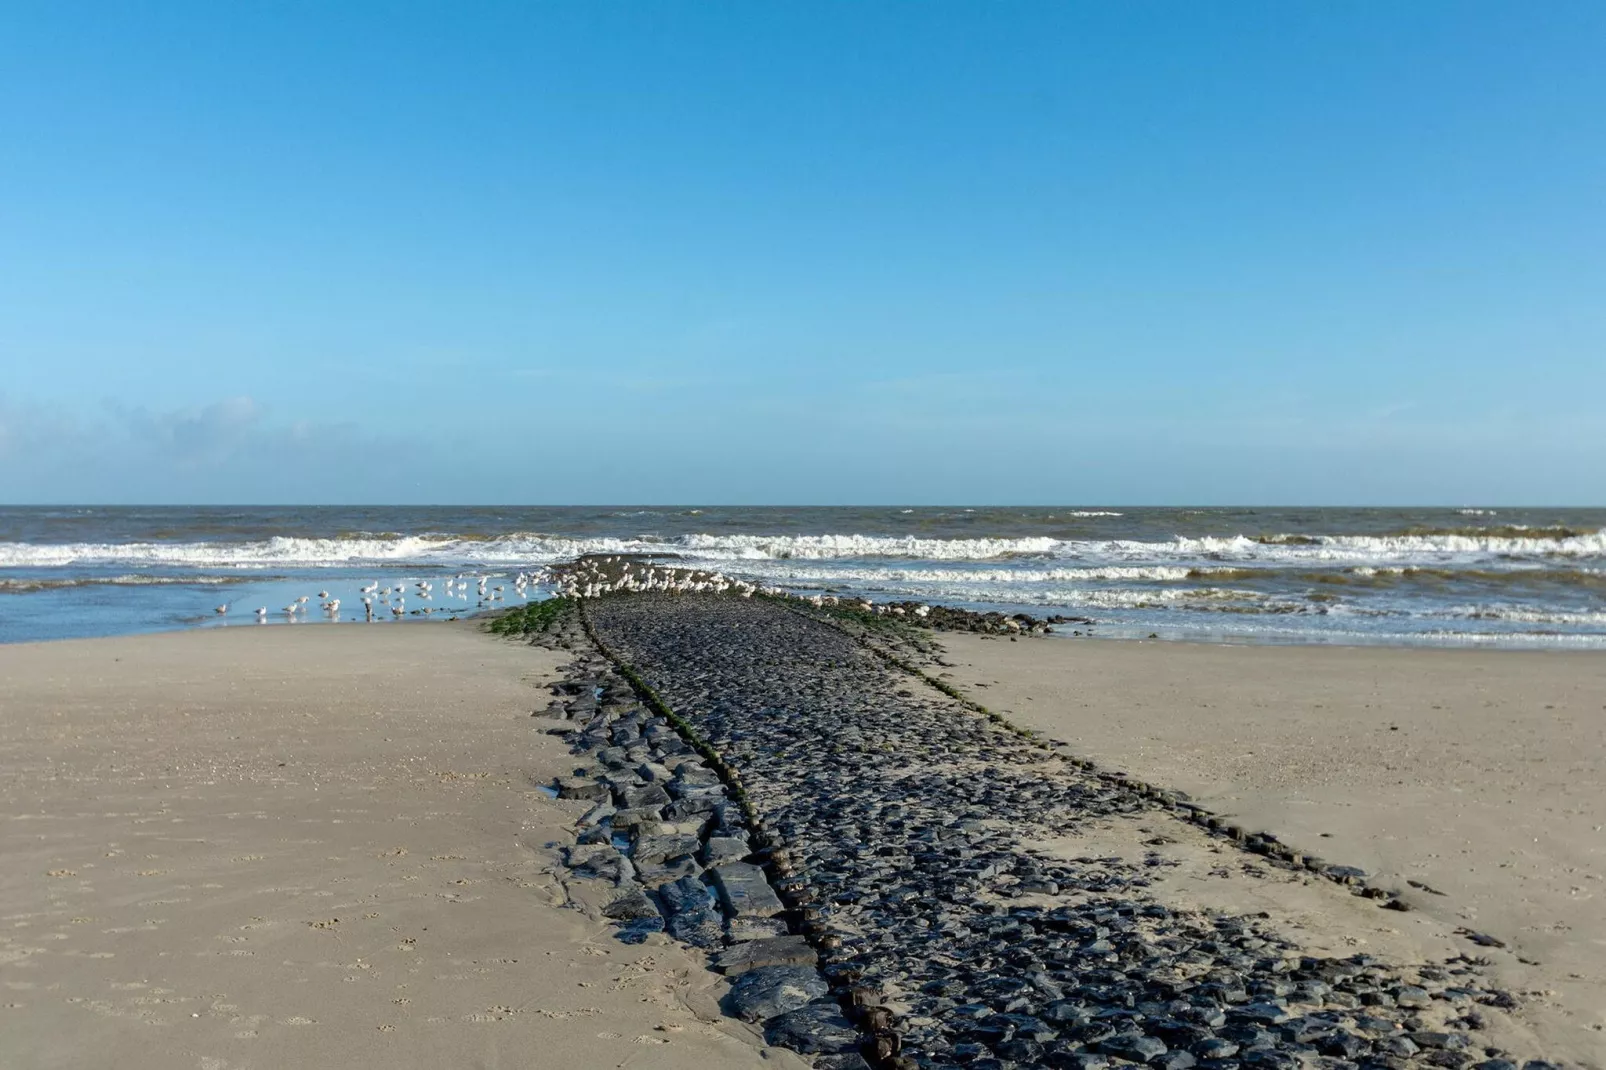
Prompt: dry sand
<box><xmin>940</xmin><ymin>633</ymin><xmax>1606</xmax><ymax>1062</ymax></box>
<box><xmin>0</xmin><ymin>624</ymin><xmax>802</xmax><ymax>1070</ymax></box>
<box><xmin>6</xmin><ymin>620</ymin><xmax>1604</xmax><ymax>1067</ymax></box>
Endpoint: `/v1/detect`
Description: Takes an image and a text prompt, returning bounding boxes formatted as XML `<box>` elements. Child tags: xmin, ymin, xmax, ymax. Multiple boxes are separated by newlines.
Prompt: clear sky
<box><xmin>1</xmin><ymin>1</ymin><xmax>1602</xmax><ymax>505</ymax></box>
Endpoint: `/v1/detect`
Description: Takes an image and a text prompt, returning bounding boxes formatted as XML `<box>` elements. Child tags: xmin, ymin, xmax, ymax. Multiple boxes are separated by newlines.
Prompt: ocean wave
<box><xmin>1278</xmin><ymin>523</ymin><xmax>1593</xmax><ymax>543</ymax></box>
<box><xmin>0</xmin><ymin>574</ymin><xmax>241</xmax><ymax>594</ymax></box>
<box><xmin>2</xmin><ymin>524</ymin><xmax>1603</xmax><ymax>572</ymax></box>
<box><xmin>1445</xmin><ymin>604</ymin><xmax>1606</xmax><ymax>626</ymax></box>
<box><xmin>0</xmin><ymin>532</ymin><xmax>1067</xmax><ymax>568</ymax></box>
<box><xmin>677</xmin><ymin>533</ymin><xmax>1063</xmax><ymax>560</ymax></box>
<box><xmin>1164</xmin><ymin>530</ymin><xmax>1606</xmax><ymax>560</ymax></box>
<box><xmin>725</xmin><ymin>563</ymin><xmax>1205</xmax><ymax>585</ymax></box>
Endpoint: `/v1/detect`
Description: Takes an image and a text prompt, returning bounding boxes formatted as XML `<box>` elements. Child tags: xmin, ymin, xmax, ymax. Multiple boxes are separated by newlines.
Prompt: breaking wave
<box><xmin>4</xmin><ymin>525</ymin><xmax>1602</xmax><ymax>571</ymax></box>
<box><xmin>0</xmin><ymin>574</ymin><xmax>241</xmax><ymax>594</ymax></box>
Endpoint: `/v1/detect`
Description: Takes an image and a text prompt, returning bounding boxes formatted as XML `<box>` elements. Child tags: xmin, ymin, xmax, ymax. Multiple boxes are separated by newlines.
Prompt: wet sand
<box><xmin>0</xmin><ymin>624</ymin><xmax>799</xmax><ymax>1070</ymax></box>
<box><xmin>939</xmin><ymin>633</ymin><xmax>1606</xmax><ymax>1062</ymax></box>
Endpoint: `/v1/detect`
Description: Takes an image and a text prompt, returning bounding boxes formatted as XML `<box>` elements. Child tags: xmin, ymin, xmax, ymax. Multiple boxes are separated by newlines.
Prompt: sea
<box><xmin>1</xmin><ymin>505</ymin><xmax>1604</xmax><ymax>648</ymax></box>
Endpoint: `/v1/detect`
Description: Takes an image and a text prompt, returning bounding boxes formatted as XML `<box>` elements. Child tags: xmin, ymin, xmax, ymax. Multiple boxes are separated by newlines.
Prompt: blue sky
<box><xmin>1</xmin><ymin>1</ymin><xmax>1602</xmax><ymax>504</ymax></box>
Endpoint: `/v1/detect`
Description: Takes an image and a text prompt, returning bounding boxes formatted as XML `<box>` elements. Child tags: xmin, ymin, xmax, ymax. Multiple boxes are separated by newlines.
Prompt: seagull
<box><xmin>318</xmin><ymin>590</ymin><xmax>329</xmax><ymax>599</ymax></box>
<box><xmin>214</xmin><ymin>604</ymin><xmax>228</xmax><ymax>615</ymax></box>
<box><xmin>255</xmin><ymin>606</ymin><xmax>267</xmax><ymax>619</ymax></box>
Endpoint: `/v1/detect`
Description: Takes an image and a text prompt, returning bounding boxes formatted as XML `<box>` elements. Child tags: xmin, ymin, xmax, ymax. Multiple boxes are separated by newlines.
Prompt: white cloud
<box><xmin>0</xmin><ymin>394</ymin><xmax>435</xmax><ymax>503</ymax></box>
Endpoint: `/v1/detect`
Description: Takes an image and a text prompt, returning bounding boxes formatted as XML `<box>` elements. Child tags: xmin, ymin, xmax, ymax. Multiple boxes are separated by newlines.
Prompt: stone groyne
<box><xmin>512</xmin><ymin>587</ymin><xmax>1551</xmax><ymax>1070</ymax></box>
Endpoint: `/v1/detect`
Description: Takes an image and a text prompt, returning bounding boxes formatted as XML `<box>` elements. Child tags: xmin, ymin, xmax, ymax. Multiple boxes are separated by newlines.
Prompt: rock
<box><xmin>635</xmin><ymin>857</ymin><xmax>700</xmax><ymax>888</ymax></box>
<box><xmin>700</xmin><ymin>835</ymin><xmax>751</xmax><ymax>866</ymax></box>
<box><xmin>667</xmin><ymin>796</ymin><xmax>722</xmax><ymax>820</ymax></box>
<box><xmin>636</xmin><ymin>761</ymin><xmax>674</xmax><ymax>782</ymax></box>
<box><xmin>595</xmin><ymin>746</ymin><xmax>630</xmax><ymax>768</ymax></box>
<box><xmin>618</xmin><ymin>783</ymin><xmax>671</xmax><ymax>808</ymax></box>
<box><xmin>564</xmin><ymin>844</ymin><xmax>635</xmax><ymax>884</ymax></box>
<box><xmin>609</xmin><ymin>806</ymin><xmax>666</xmax><ymax>830</ymax></box>
<box><xmin>657</xmin><ymin>874</ymin><xmax>710</xmax><ymax>911</ymax></box>
<box><xmin>1100</xmin><ymin>1033</ymin><xmax>1168</xmax><ymax>1063</ymax></box>
<box><xmin>1048</xmin><ymin>1053</ymin><xmax>1110</xmax><ymax>1070</ymax></box>
<box><xmin>709</xmin><ymin>862</ymin><xmax>785</xmax><ymax>918</ymax></box>
<box><xmin>1457</xmin><ymin>929</ymin><xmax>1506</xmax><ymax>948</ymax></box>
<box><xmin>1413</xmin><ymin>1032</ymin><xmax>1473</xmax><ymax>1051</ymax></box>
<box><xmin>602</xmin><ymin>888</ymin><xmax>661</xmax><ymax>921</ymax></box>
<box><xmin>998</xmin><ymin>1037</ymin><xmax>1045</xmax><ymax>1063</ymax></box>
<box><xmin>1236</xmin><ymin>1002</ymin><xmax>1292</xmax><ymax>1024</ymax></box>
<box><xmin>1317</xmin><ymin>1031</ymin><xmax>1369</xmax><ymax>1059</ymax></box>
<box><xmin>1043</xmin><ymin>1000</ymin><xmax>1092</xmax><ymax>1026</ymax></box>
<box><xmin>726</xmin><ymin>915</ymin><xmax>791</xmax><ymax>942</ymax></box>
<box><xmin>555</xmin><ymin>593</ymin><xmax>1560</xmax><ymax>1070</ymax></box>
<box><xmin>556</xmin><ymin>776</ymin><xmax>609</xmax><ymax>801</ymax></box>
<box><xmin>631</xmin><ymin>833</ymin><xmax>701</xmax><ymax>865</ymax></box>
<box><xmin>616</xmin><ymin>916</ymin><xmax>664</xmax><ymax>944</ymax></box>
<box><xmin>670</xmin><ymin>777</ymin><xmax>727</xmax><ymax>800</ymax></box>
<box><xmin>665</xmin><ymin>905</ymin><xmax>722</xmax><ymax>947</ymax></box>
<box><xmin>1395</xmin><ymin>985</ymin><xmax>1434</xmax><ymax>1008</ymax></box>
<box><xmin>713</xmin><ymin>935</ymin><xmax>817</xmax><ymax>975</ymax></box>
<box><xmin>763</xmin><ymin>1000</ymin><xmax>861</xmax><ymax>1053</ymax></box>
<box><xmin>1192</xmin><ymin>1038</ymin><xmax>1240</xmax><ymax>1059</ymax></box>
<box><xmin>1380</xmin><ymin>1035</ymin><xmax>1421</xmax><ymax>1057</ymax></box>
<box><xmin>653</xmin><ymin>874</ymin><xmax>722</xmax><ymax>946</ymax></box>
<box><xmin>724</xmin><ymin>965</ymin><xmax>829</xmax><ymax>1022</ymax></box>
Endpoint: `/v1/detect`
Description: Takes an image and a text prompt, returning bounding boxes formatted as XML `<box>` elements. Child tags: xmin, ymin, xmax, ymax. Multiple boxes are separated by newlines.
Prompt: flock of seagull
<box><xmin>211</xmin><ymin>559</ymin><xmax>935</xmax><ymax>625</ymax></box>
<box><xmin>549</xmin><ymin>558</ymin><xmax>763</xmax><ymax>600</ymax></box>
<box><xmin>213</xmin><ymin>571</ymin><xmax>543</xmax><ymax>623</ymax></box>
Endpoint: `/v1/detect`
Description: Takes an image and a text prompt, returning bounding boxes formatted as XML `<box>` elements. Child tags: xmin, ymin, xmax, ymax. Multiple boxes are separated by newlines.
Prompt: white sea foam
<box><xmin>0</xmin><ymin>574</ymin><xmax>240</xmax><ymax>593</ymax></box>
<box><xmin>724</xmin><ymin>563</ymin><xmax>1205</xmax><ymax>585</ymax></box>
<box><xmin>0</xmin><ymin>532</ymin><xmax>1068</xmax><ymax>568</ymax></box>
<box><xmin>677</xmin><ymin>533</ymin><xmax>1062</xmax><ymax>560</ymax></box>
<box><xmin>1125</xmin><ymin>531</ymin><xmax>1606</xmax><ymax>561</ymax></box>
<box><xmin>1444</xmin><ymin>604</ymin><xmax>1606</xmax><ymax>626</ymax></box>
<box><xmin>3</xmin><ymin>526</ymin><xmax>1602</xmax><ymax>571</ymax></box>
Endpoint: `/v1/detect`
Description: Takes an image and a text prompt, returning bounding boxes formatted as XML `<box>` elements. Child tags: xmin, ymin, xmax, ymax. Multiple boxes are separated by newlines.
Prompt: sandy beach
<box><xmin>0</xmin><ymin>624</ymin><xmax>801</xmax><ymax>1070</ymax></box>
<box><xmin>939</xmin><ymin>633</ymin><xmax>1606</xmax><ymax>1061</ymax></box>
<box><xmin>4</xmin><ymin>613</ymin><xmax>1604</xmax><ymax>1067</ymax></box>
